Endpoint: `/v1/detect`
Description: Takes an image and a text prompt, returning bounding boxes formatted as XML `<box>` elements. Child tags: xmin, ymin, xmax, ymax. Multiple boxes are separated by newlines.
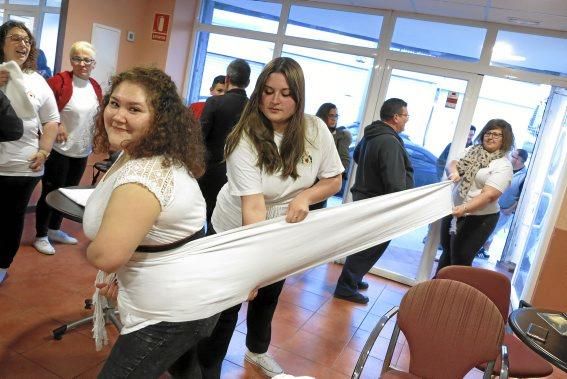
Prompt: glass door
<box><xmin>509</xmin><ymin>87</ymin><xmax>567</xmax><ymax>303</ymax></box>
<box><xmin>367</xmin><ymin>61</ymin><xmax>478</xmax><ymax>285</ymax></box>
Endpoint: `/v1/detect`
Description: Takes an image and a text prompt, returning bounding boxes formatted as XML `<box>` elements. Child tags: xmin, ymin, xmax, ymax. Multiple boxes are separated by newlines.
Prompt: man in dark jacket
<box><xmin>198</xmin><ymin>58</ymin><xmax>251</xmax><ymax>229</ymax></box>
<box><xmin>334</xmin><ymin>98</ymin><xmax>414</xmax><ymax>304</ymax></box>
<box><xmin>0</xmin><ymin>91</ymin><xmax>23</xmax><ymax>142</ymax></box>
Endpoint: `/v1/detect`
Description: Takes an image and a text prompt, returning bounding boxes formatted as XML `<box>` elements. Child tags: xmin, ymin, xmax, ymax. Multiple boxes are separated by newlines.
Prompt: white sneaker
<box><xmin>48</xmin><ymin>229</ymin><xmax>78</xmax><ymax>244</ymax></box>
<box><xmin>33</xmin><ymin>237</ymin><xmax>56</xmax><ymax>255</ymax></box>
<box><xmin>245</xmin><ymin>350</ymin><xmax>284</xmax><ymax>377</ymax></box>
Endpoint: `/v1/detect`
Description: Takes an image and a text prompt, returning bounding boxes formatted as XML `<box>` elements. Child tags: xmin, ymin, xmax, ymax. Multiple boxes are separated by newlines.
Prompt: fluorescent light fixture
<box><xmin>507</xmin><ymin>17</ymin><xmax>541</xmax><ymax>26</ymax></box>
<box><xmin>492</xmin><ymin>41</ymin><xmax>526</xmax><ymax>62</ymax></box>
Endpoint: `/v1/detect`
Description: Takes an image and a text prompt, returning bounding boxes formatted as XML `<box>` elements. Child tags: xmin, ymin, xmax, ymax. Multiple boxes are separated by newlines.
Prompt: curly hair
<box><xmin>475</xmin><ymin>119</ymin><xmax>515</xmax><ymax>153</ymax></box>
<box><xmin>92</xmin><ymin>66</ymin><xmax>205</xmax><ymax>178</ymax></box>
<box><xmin>225</xmin><ymin>57</ymin><xmax>306</xmax><ymax>180</ymax></box>
<box><xmin>0</xmin><ymin>21</ymin><xmax>38</xmax><ymax>71</ymax></box>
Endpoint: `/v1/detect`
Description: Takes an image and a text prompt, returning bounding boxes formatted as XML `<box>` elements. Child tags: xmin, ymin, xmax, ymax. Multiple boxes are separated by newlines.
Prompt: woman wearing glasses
<box><xmin>33</xmin><ymin>41</ymin><xmax>102</xmax><ymax>255</ymax></box>
<box><xmin>436</xmin><ymin>119</ymin><xmax>514</xmax><ymax>273</ymax></box>
<box><xmin>312</xmin><ymin>102</ymin><xmax>352</xmax><ymax>209</ymax></box>
<box><xmin>0</xmin><ymin>21</ymin><xmax>59</xmax><ymax>283</ymax></box>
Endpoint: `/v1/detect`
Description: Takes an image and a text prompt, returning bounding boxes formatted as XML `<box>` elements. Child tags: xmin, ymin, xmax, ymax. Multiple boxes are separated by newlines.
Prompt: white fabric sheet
<box><xmin>113</xmin><ymin>181</ymin><xmax>453</xmax><ymax>322</ymax></box>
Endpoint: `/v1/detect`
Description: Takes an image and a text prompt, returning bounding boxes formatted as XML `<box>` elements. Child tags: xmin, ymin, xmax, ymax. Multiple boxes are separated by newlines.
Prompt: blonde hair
<box><xmin>69</xmin><ymin>41</ymin><xmax>96</xmax><ymax>58</ymax></box>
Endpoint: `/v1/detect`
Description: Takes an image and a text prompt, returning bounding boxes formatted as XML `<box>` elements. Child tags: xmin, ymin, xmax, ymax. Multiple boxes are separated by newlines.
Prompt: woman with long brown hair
<box><xmin>198</xmin><ymin>57</ymin><xmax>344</xmax><ymax>378</ymax></box>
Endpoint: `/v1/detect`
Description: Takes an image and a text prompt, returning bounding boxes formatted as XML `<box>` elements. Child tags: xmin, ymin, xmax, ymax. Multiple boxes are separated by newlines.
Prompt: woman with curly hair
<box><xmin>198</xmin><ymin>57</ymin><xmax>343</xmax><ymax>378</ymax></box>
<box><xmin>83</xmin><ymin>66</ymin><xmax>217</xmax><ymax>377</ymax></box>
<box><xmin>0</xmin><ymin>20</ymin><xmax>59</xmax><ymax>284</ymax></box>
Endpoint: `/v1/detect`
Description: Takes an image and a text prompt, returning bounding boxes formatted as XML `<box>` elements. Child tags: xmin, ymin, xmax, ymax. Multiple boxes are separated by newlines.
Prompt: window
<box><xmin>281</xmin><ymin>44</ymin><xmax>373</xmax><ymax>128</ymax></box>
<box><xmin>39</xmin><ymin>12</ymin><xmax>59</xmax><ymax>73</ymax></box>
<box><xmin>491</xmin><ymin>31</ymin><xmax>567</xmax><ymax>77</ymax></box>
<box><xmin>391</xmin><ymin>18</ymin><xmax>486</xmax><ymax>62</ymax></box>
<box><xmin>188</xmin><ymin>32</ymin><xmax>274</xmax><ymax>103</ymax></box>
<box><xmin>285</xmin><ymin>5</ymin><xmax>382</xmax><ymax>48</ymax></box>
<box><xmin>199</xmin><ymin>0</ymin><xmax>282</xmax><ymax>34</ymax></box>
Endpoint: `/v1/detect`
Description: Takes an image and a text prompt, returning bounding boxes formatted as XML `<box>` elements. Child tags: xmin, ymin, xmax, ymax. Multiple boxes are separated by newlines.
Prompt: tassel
<box><xmin>91</xmin><ymin>270</ymin><xmax>116</xmax><ymax>351</ymax></box>
<box><xmin>449</xmin><ymin>216</ymin><xmax>458</xmax><ymax>235</ymax></box>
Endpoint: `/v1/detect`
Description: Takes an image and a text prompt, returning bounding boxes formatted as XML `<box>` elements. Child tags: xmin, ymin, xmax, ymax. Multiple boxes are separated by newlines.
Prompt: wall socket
<box><xmin>127</xmin><ymin>31</ymin><xmax>135</xmax><ymax>42</ymax></box>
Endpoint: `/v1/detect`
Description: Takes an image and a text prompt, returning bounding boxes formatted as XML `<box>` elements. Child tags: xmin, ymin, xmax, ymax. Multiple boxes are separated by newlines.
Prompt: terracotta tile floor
<box><xmin>0</xmin><ymin>162</ymin><xmax>566</xmax><ymax>378</ymax></box>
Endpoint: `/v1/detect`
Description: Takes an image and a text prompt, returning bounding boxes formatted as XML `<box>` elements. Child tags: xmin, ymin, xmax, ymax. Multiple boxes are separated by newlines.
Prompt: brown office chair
<box><xmin>352</xmin><ymin>279</ymin><xmax>508</xmax><ymax>379</ymax></box>
<box><xmin>437</xmin><ymin>266</ymin><xmax>553</xmax><ymax>377</ymax></box>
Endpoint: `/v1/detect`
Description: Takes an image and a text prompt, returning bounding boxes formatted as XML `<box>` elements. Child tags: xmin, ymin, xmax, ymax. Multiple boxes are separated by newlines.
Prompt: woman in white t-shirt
<box><xmin>0</xmin><ymin>21</ymin><xmax>59</xmax><ymax>284</ymax></box>
<box><xmin>34</xmin><ymin>41</ymin><xmax>103</xmax><ymax>255</ymax></box>
<box><xmin>83</xmin><ymin>67</ymin><xmax>218</xmax><ymax>377</ymax></box>
<box><xmin>199</xmin><ymin>57</ymin><xmax>343</xmax><ymax>378</ymax></box>
<box><xmin>436</xmin><ymin>119</ymin><xmax>514</xmax><ymax>274</ymax></box>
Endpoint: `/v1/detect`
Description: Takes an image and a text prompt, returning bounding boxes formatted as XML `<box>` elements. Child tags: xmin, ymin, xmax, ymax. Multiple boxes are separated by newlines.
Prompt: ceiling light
<box><xmin>507</xmin><ymin>17</ymin><xmax>541</xmax><ymax>26</ymax></box>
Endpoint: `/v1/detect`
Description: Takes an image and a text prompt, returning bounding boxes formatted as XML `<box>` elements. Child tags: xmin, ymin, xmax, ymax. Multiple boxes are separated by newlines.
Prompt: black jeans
<box><xmin>35</xmin><ymin>150</ymin><xmax>88</xmax><ymax>237</ymax></box>
<box><xmin>436</xmin><ymin>212</ymin><xmax>499</xmax><ymax>274</ymax></box>
<box><xmin>198</xmin><ymin>163</ymin><xmax>227</xmax><ymax>230</ymax></box>
<box><xmin>335</xmin><ymin>241</ymin><xmax>390</xmax><ymax>296</ymax></box>
<box><xmin>0</xmin><ymin>175</ymin><xmax>40</xmax><ymax>269</ymax></box>
<box><xmin>99</xmin><ymin>315</ymin><xmax>219</xmax><ymax>379</ymax></box>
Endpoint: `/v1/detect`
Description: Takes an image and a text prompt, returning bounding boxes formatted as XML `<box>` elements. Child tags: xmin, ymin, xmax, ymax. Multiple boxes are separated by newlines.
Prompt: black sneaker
<box><xmin>477</xmin><ymin>248</ymin><xmax>490</xmax><ymax>259</ymax></box>
<box><xmin>357</xmin><ymin>281</ymin><xmax>369</xmax><ymax>290</ymax></box>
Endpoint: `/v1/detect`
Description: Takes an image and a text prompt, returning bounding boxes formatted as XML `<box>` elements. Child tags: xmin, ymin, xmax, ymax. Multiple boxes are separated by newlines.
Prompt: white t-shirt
<box><xmin>212</xmin><ymin>114</ymin><xmax>344</xmax><ymax>232</ymax></box>
<box><xmin>0</xmin><ymin>71</ymin><xmax>59</xmax><ymax>176</ymax></box>
<box><xmin>83</xmin><ymin>155</ymin><xmax>206</xmax><ymax>333</ymax></box>
<box><xmin>453</xmin><ymin>147</ymin><xmax>513</xmax><ymax>215</ymax></box>
<box><xmin>53</xmin><ymin>76</ymin><xmax>99</xmax><ymax>158</ymax></box>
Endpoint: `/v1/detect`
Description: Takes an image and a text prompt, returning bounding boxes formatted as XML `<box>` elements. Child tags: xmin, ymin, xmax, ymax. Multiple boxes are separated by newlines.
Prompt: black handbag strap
<box><xmin>136</xmin><ymin>227</ymin><xmax>206</xmax><ymax>253</ymax></box>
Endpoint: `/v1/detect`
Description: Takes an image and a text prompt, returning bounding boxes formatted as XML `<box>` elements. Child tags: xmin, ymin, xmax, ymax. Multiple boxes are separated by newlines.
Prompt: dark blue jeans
<box><xmin>99</xmin><ymin>314</ymin><xmax>219</xmax><ymax>379</ymax></box>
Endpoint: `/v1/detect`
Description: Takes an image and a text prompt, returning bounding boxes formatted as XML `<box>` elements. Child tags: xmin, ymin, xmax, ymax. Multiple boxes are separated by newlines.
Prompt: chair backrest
<box><xmin>436</xmin><ymin>266</ymin><xmax>511</xmax><ymax>320</ymax></box>
<box><xmin>397</xmin><ymin>279</ymin><xmax>504</xmax><ymax>378</ymax></box>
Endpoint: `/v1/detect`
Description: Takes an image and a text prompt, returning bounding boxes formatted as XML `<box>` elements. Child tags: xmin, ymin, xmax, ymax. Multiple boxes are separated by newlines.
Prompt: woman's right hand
<box><xmin>56</xmin><ymin>123</ymin><xmax>69</xmax><ymax>143</ymax></box>
<box><xmin>0</xmin><ymin>70</ymin><xmax>9</xmax><ymax>86</ymax></box>
<box><xmin>447</xmin><ymin>171</ymin><xmax>461</xmax><ymax>183</ymax></box>
<box><xmin>96</xmin><ymin>280</ymin><xmax>119</xmax><ymax>302</ymax></box>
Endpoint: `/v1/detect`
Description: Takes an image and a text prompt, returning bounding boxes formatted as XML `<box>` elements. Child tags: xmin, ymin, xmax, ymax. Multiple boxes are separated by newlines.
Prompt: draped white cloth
<box><xmin>0</xmin><ymin>61</ymin><xmax>36</xmax><ymax>118</ymax></box>
<box><xmin>93</xmin><ymin>181</ymin><xmax>453</xmax><ymax>348</ymax></box>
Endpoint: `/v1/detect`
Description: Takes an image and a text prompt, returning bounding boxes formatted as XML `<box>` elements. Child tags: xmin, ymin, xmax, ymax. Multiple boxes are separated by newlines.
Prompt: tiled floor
<box><xmin>1</xmin><ymin>161</ymin><xmax>566</xmax><ymax>378</ymax></box>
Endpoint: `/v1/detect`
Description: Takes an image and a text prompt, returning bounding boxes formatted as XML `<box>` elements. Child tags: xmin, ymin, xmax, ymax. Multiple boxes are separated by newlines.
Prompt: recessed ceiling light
<box><xmin>507</xmin><ymin>17</ymin><xmax>541</xmax><ymax>26</ymax></box>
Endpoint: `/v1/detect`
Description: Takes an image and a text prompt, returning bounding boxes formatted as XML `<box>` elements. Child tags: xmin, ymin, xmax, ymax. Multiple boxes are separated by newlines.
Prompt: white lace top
<box><xmin>83</xmin><ymin>155</ymin><xmax>206</xmax><ymax>333</ymax></box>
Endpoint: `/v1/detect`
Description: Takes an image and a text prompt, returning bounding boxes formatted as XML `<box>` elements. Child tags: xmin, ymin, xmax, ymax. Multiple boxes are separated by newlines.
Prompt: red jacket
<box><xmin>47</xmin><ymin>71</ymin><xmax>103</xmax><ymax>111</ymax></box>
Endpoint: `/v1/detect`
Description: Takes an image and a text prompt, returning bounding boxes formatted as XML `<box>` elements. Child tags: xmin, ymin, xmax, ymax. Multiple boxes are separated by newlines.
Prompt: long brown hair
<box><xmin>224</xmin><ymin>57</ymin><xmax>306</xmax><ymax>179</ymax></box>
<box><xmin>92</xmin><ymin>67</ymin><xmax>205</xmax><ymax>178</ymax></box>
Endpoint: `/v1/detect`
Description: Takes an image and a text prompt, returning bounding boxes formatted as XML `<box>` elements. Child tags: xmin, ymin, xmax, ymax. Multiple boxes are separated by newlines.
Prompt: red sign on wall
<box><xmin>152</xmin><ymin>13</ymin><xmax>170</xmax><ymax>41</ymax></box>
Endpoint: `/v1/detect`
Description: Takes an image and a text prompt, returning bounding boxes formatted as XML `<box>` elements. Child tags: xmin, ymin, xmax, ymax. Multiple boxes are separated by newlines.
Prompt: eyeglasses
<box><xmin>71</xmin><ymin>56</ymin><xmax>96</xmax><ymax>65</ymax></box>
<box><xmin>484</xmin><ymin>131</ymin><xmax>503</xmax><ymax>139</ymax></box>
<box><xmin>396</xmin><ymin>113</ymin><xmax>410</xmax><ymax>118</ymax></box>
<box><xmin>328</xmin><ymin>114</ymin><xmax>339</xmax><ymax>119</ymax></box>
<box><xmin>7</xmin><ymin>34</ymin><xmax>31</xmax><ymax>46</ymax></box>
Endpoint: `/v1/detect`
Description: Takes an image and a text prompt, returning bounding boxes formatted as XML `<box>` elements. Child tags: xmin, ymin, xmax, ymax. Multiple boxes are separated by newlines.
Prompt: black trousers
<box><xmin>0</xmin><ymin>175</ymin><xmax>40</xmax><ymax>269</ymax></box>
<box><xmin>436</xmin><ymin>212</ymin><xmax>499</xmax><ymax>274</ymax></box>
<box><xmin>198</xmin><ymin>163</ymin><xmax>227</xmax><ymax>229</ymax></box>
<box><xmin>35</xmin><ymin>150</ymin><xmax>88</xmax><ymax>237</ymax></box>
<box><xmin>198</xmin><ymin>226</ymin><xmax>285</xmax><ymax>378</ymax></box>
<box><xmin>335</xmin><ymin>241</ymin><xmax>390</xmax><ymax>296</ymax></box>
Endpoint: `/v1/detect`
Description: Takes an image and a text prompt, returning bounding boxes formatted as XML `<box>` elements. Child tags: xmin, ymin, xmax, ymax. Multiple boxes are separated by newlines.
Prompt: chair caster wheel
<box><xmin>52</xmin><ymin>325</ymin><xmax>67</xmax><ymax>340</ymax></box>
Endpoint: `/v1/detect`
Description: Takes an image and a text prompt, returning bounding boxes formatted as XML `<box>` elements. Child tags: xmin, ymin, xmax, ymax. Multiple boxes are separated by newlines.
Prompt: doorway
<box><xmin>366</xmin><ymin>61</ymin><xmax>479</xmax><ymax>285</ymax></box>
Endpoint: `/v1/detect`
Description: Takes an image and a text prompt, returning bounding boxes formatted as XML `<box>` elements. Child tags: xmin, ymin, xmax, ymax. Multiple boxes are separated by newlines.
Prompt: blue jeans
<box><xmin>99</xmin><ymin>314</ymin><xmax>220</xmax><ymax>379</ymax></box>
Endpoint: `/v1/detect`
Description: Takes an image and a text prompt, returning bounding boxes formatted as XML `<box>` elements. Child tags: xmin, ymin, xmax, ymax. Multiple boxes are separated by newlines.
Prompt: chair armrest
<box><xmin>352</xmin><ymin>306</ymin><xmax>398</xmax><ymax>379</ymax></box>
<box><xmin>500</xmin><ymin>344</ymin><xmax>509</xmax><ymax>379</ymax></box>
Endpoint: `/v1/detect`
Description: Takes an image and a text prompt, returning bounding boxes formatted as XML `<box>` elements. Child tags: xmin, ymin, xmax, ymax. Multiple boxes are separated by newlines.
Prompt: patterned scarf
<box><xmin>456</xmin><ymin>144</ymin><xmax>505</xmax><ymax>200</ymax></box>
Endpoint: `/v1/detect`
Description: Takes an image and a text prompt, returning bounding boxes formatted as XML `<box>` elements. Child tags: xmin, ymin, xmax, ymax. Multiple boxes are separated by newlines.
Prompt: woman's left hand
<box><xmin>286</xmin><ymin>194</ymin><xmax>309</xmax><ymax>223</ymax></box>
<box><xmin>452</xmin><ymin>204</ymin><xmax>468</xmax><ymax>218</ymax></box>
<box><xmin>28</xmin><ymin>151</ymin><xmax>47</xmax><ymax>171</ymax></box>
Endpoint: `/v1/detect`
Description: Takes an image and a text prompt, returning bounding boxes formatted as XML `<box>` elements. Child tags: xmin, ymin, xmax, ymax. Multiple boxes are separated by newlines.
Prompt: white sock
<box><xmin>0</xmin><ymin>268</ymin><xmax>7</xmax><ymax>283</ymax></box>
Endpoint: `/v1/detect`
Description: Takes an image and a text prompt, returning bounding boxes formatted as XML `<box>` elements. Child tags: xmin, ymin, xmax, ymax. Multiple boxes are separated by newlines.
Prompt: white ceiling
<box><xmin>308</xmin><ymin>0</ymin><xmax>567</xmax><ymax>32</ymax></box>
